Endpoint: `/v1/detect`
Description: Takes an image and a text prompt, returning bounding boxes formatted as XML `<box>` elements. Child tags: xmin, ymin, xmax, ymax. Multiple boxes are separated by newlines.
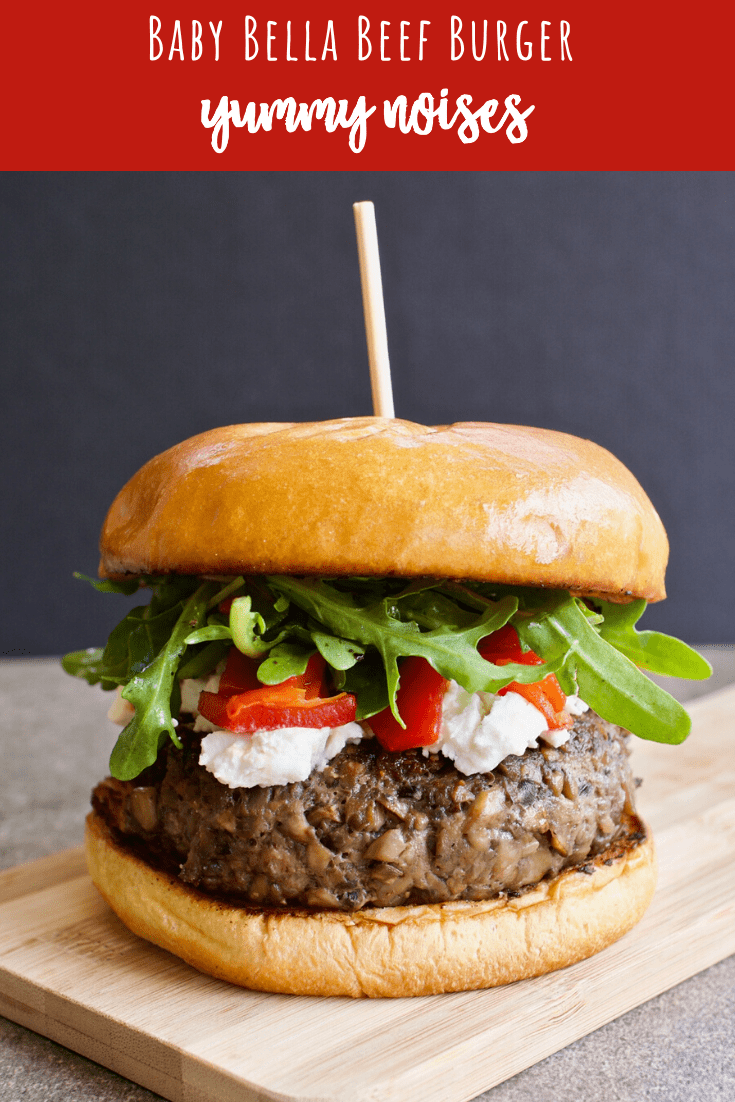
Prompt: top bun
<box><xmin>99</xmin><ymin>418</ymin><xmax>668</xmax><ymax>601</ymax></box>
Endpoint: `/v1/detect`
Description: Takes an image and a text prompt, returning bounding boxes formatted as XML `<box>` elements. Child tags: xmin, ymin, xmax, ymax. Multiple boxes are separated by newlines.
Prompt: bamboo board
<box><xmin>1</xmin><ymin>685</ymin><xmax>734</xmax><ymax>1102</ymax></box>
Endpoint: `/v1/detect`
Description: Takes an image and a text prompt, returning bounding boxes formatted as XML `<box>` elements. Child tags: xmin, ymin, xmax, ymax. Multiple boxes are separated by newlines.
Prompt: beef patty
<box><xmin>93</xmin><ymin>710</ymin><xmax>640</xmax><ymax>911</ymax></box>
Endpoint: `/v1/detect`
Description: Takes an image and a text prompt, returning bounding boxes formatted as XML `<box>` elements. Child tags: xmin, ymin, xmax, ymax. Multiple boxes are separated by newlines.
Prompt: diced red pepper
<box><xmin>198</xmin><ymin>648</ymin><xmax>355</xmax><ymax>733</ymax></box>
<box><xmin>198</xmin><ymin>684</ymin><xmax>357</xmax><ymax>733</ymax></box>
<box><xmin>294</xmin><ymin>653</ymin><xmax>328</xmax><ymax>699</ymax></box>
<box><xmin>499</xmin><ymin>680</ymin><xmax>572</xmax><ymax>730</ymax></box>
<box><xmin>369</xmin><ymin>657</ymin><xmax>449</xmax><ymax>752</ymax></box>
<box><xmin>217</xmin><ymin>648</ymin><xmax>326</xmax><ymax>698</ymax></box>
<box><xmin>479</xmin><ymin>625</ymin><xmax>571</xmax><ymax>730</ymax></box>
<box><xmin>217</xmin><ymin>647</ymin><xmax>263</xmax><ymax>696</ymax></box>
<box><xmin>478</xmin><ymin>624</ymin><xmax>534</xmax><ymax>665</ymax></box>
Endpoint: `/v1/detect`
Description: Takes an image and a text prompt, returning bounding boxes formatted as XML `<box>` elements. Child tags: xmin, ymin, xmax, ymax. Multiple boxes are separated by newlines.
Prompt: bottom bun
<box><xmin>85</xmin><ymin>810</ymin><xmax>656</xmax><ymax>998</ymax></box>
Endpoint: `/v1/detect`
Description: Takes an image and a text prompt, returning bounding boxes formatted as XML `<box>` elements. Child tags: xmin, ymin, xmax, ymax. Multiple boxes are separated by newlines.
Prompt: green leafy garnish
<box><xmin>61</xmin><ymin>647</ymin><xmax>115</xmax><ymax>689</ymax></box>
<box><xmin>256</xmin><ymin>643</ymin><xmax>314</xmax><ymax>684</ymax></box>
<box><xmin>176</xmin><ymin>640</ymin><xmax>231</xmax><ymax>681</ymax></box>
<box><xmin>63</xmin><ymin>571</ymin><xmax>711</xmax><ymax>780</ymax></box>
<box><xmin>511</xmin><ymin>592</ymin><xmax>698</xmax><ymax>744</ymax></box>
<box><xmin>206</xmin><ymin>576</ymin><xmax>246</xmax><ymax>610</ymax></box>
<box><xmin>109</xmin><ymin>582</ymin><xmax>219</xmax><ymax>780</ymax></box>
<box><xmin>72</xmin><ymin>572</ymin><xmax>144</xmax><ymax>596</ymax></box>
<box><xmin>341</xmin><ymin>652</ymin><xmax>391</xmax><ymax>719</ymax></box>
<box><xmin>593</xmin><ymin>598</ymin><xmax>712</xmax><ymax>679</ymax></box>
<box><xmin>311</xmin><ymin>630</ymin><xmax>365</xmax><ymax>670</ymax></box>
<box><xmin>230</xmin><ymin>595</ymin><xmax>280</xmax><ymax>657</ymax></box>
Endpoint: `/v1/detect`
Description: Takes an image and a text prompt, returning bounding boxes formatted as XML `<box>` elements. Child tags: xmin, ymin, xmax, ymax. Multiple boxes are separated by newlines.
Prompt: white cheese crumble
<box><xmin>565</xmin><ymin>693</ymin><xmax>590</xmax><ymax>716</ymax></box>
<box><xmin>199</xmin><ymin>723</ymin><xmax>366</xmax><ymax>789</ymax></box>
<box><xmin>427</xmin><ymin>682</ymin><xmax>589</xmax><ymax>775</ymax></box>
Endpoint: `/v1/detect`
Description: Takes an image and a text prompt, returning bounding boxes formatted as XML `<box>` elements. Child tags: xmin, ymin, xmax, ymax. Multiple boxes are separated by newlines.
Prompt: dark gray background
<box><xmin>1</xmin><ymin>172</ymin><xmax>733</xmax><ymax>656</ymax></box>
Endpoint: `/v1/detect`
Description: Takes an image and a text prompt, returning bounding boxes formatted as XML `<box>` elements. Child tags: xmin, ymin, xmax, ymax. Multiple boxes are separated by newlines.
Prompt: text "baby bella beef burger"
<box><xmin>64</xmin><ymin>417</ymin><xmax>710</xmax><ymax>997</ymax></box>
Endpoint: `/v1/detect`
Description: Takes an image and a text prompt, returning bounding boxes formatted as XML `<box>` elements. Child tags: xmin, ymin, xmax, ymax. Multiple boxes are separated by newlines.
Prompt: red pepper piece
<box><xmin>217</xmin><ymin>648</ymin><xmax>326</xmax><ymax>698</ymax></box>
<box><xmin>296</xmin><ymin>653</ymin><xmax>328</xmax><ymax>699</ymax></box>
<box><xmin>217</xmin><ymin>648</ymin><xmax>263</xmax><ymax>696</ymax></box>
<box><xmin>478</xmin><ymin>624</ymin><xmax>540</xmax><ymax>665</ymax></box>
<box><xmin>479</xmin><ymin>625</ymin><xmax>571</xmax><ymax>730</ymax></box>
<box><xmin>198</xmin><ymin>684</ymin><xmax>357</xmax><ymax>733</ymax></box>
<box><xmin>531</xmin><ymin>670</ymin><xmax>567</xmax><ymax>715</ymax></box>
<box><xmin>198</xmin><ymin>649</ymin><xmax>352</xmax><ymax>733</ymax></box>
<box><xmin>369</xmin><ymin>657</ymin><xmax>449</xmax><ymax>752</ymax></box>
<box><xmin>499</xmin><ymin>680</ymin><xmax>572</xmax><ymax>730</ymax></box>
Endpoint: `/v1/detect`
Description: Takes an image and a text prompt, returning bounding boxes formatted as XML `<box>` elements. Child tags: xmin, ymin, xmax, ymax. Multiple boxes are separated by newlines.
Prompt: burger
<box><xmin>63</xmin><ymin>417</ymin><xmax>710</xmax><ymax>997</ymax></box>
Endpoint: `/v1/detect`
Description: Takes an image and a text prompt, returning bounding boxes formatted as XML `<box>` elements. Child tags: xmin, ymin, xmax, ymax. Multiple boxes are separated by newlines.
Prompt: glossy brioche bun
<box><xmin>85</xmin><ymin>811</ymin><xmax>656</xmax><ymax>998</ymax></box>
<box><xmin>99</xmin><ymin>418</ymin><xmax>667</xmax><ymax>601</ymax></box>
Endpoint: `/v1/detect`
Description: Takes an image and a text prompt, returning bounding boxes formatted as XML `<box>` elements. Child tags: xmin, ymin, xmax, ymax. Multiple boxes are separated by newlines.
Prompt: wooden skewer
<box><xmin>353</xmin><ymin>201</ymin><xmax>395</xmax><ymax>418</ymax></box>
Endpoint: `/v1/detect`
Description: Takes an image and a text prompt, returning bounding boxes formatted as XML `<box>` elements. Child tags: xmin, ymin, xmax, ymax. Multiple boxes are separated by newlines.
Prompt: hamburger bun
<box><xmin>86</xmin><ymin>810</ymin><xmax>657</xmax><ymax>998</ymax></box>
<box><xmin>99</xmin><ymin>418</ymin><xmax>668</xmax><ymax>601</ymax></box>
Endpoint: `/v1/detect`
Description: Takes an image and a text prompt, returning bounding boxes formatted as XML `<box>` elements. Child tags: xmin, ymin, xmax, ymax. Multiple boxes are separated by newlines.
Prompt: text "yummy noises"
<box><xmin>201</xmin><ymin>90</ymin><xmax>534</xmax><ymax>152</ymax></box>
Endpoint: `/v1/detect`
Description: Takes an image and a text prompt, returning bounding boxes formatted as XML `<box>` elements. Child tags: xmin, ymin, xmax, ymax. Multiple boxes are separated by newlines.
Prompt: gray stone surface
<box><xmin>1</xmin><ymin>652</ymin><xmax>733</xmax><ymax>1101</ymax></box>
<box><xmin>0</xmin><ymin>1016</ymin><xmax>159</xmax><ymax>1101</ymax></box>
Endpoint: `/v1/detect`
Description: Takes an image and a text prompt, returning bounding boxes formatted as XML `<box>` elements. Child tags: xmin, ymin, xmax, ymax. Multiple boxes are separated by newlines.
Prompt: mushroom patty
<box><xmin>92</xmin><ymin>709</ymin><xmax>639</xmax><ymax>911</ymax></box>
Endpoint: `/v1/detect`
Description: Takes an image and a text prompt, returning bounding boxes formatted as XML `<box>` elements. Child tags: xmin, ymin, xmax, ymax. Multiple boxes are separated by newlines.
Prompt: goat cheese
<box><xmin>428</xmin><ymin>681</ymin><xmax>588</xmax><ymax>775</ymax></box>
<box><xmin>199</xmin><ymin>723</ymin><xmax>366</xmax><ymax>789</ymax></box>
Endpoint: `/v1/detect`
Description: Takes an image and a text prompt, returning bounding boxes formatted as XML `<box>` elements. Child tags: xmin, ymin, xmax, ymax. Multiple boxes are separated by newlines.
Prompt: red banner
<box><xmin>3</xmin><ymin>2</ymin><xmax>733</xmax><ymax>169</ymax></box>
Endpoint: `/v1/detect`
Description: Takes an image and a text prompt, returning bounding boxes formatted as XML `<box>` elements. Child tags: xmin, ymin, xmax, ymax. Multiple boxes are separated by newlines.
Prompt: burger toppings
<box><xmin>171</xmin><ymin>662</ymin><xmax>589</xmax><ymax>788</ymax></box>
<box><xmin>368</xmin><ymin>657</ymin><xmax>448</xmax><ymax>751</ymax></box>
<box><xmin>197</xmin><ymin>651</ymin><xmax>358</xmax><ymax>734</ymax></box>
<box><xmin>478</xmin><ymin>624</ymin><xmax>572</xmax><ymax>731</ymax></box>
<box><xmin>63</xmin><ymin>572</ymin><xmax>711</xmax><ymax>785</ymax></box>
<box><xmin>186</xmin><ymin>628</ymin><xmax>586</xmax><ymax>786</ymax></box>
<box><xmin>429</xmin><ymin>682</ymin><xmax>580</xmax><ymax>777</ymax></box>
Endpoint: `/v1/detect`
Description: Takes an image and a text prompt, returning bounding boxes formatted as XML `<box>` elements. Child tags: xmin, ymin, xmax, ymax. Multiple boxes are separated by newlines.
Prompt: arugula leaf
<box><xmin>206</xmin><ymin>576</ymin><xmax>246</xmax><ymax>610</ymax></box>
<box><xmin>395</xmin><ymin>589</ymin><xmax>480</xmax><ymax>631</ymax></box>
<box><xmin>61</xmin><ymin>647</ymin><xmax>118</xmax><ymax>690</ymax></box>
<box><xmin>73</xmin><ymin>572</ymin><xmax>143</xmax><ymax>596</ymax></box>
<box><xmin>109</xmin><ymin>582</ymin><xmax>218</xmax><ymax>780</ymax></box>
<box><xmin>267</xmin><ymin>577</ymin><xmax>554</xmax><ymax>723</ymax></box>
<box><xmin>256</xmin><ymin>643</ymin><xmax>314</xmax><ymax>683</ymax></box>
<box><xmin>310</xmin><ymin>629</ymin><xmax>365</xmax><ymax>670</ymax></box>
<box><xmin>594</xmin><ymin>598</ymin><xmax>712</xmax><ymax>679</ymax></box>
<box><xmin>64</xmin><ymin>576</ymin><xmax>200</xmax><ymax>689</ymax></box>
<box><xmin>230</xmin><ymin>595</ymin><xmax>273</xmax><ymax>657</ymax></box>
<box><xmin>147</xmin><ymin>575</ymin><xmax>202</xmax><ymax>614</ymax></box>
<box><xmin>185</xmin><ymin>598</ymin><xmax>361</xmax><ymax>681</ymax></box>
<box><xmin>93</xmin><ymin>607</ymin><xmax>148</xmax><ymax>684</ymax></box>
<box><xmin>515</xmin><ymin>593</ymin><xmax>693</xmax><ymax>744</ymax></box>
<box><xmin>127</xmin><ymin>605</ymin><xmax>185</xmax><ymax>673</ymax></box>
<box><xmin>176</xmin><ymin>640</ymin><xmax>230</xmax><ymax>681</ymax></box>
<box><xmin>184</xmin><ymin>623</ymin><xmax>233</xmax><ymax>646</ymax></box>
<box><xmin>342</xmin><ymin>652</ymin><xmax>391</xmax><ymax>719</ymax></box>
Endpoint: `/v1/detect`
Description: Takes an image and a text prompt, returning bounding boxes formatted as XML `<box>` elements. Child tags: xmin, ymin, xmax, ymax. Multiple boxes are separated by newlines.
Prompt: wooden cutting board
<box><xmin>1</xmin><ymin>685</ymin><xmax>734</xmax><ymax>1102</ymax></box>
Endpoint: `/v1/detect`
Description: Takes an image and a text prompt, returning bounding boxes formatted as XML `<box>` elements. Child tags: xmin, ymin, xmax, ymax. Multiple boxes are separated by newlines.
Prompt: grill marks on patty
<box><xmin>93</xmin><ymin>711</ymin><xmax>638</xmax><ymax>911</ymax></box>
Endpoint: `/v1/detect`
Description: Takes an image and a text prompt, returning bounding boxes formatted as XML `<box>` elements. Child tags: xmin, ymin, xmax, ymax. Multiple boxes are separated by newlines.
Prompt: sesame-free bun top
<box><xmin>99</xmin><ymin>418</ymin><xmax>668</xmax><ymax>601</ymax></box>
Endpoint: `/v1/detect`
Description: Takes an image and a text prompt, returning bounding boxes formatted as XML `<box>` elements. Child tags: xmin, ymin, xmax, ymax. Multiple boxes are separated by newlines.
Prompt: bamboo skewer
<box><xmin>353</xmin><ymin>201</ymin><xmax>395</xmax><ymax>418</ymax></box>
